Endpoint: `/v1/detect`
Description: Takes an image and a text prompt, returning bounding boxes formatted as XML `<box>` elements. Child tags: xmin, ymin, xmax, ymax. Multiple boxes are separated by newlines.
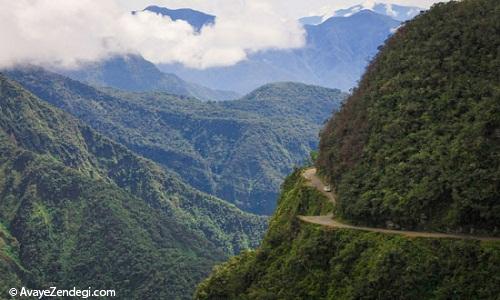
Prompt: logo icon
<box><xmin>9</xmin><ymin>288</ymin><xmax>18</xmax><ymax>297</ymax></box>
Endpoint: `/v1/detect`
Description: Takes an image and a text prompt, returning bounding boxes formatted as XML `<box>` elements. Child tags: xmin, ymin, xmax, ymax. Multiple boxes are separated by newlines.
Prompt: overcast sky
<box><xmin>0</xmin><ymin>0</ymin><xmax>449</xmax><ymax>70</ymax></box>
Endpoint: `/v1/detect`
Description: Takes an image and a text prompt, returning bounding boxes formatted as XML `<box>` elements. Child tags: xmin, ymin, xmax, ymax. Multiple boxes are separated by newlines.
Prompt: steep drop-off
<box><xmin>195</xmin><ymin>171</ymin><xmax>500</xmax><ymax>299</ymax></box>
<box><xmin>0</xmin><ymin>74</ymin><xmax>266</xmax><ymax>298</ymax></box>
<box><xmin>318</xmin><ymin>0</ymin><xmax>500</xmax><ymax>234</ymax></box>
<box><xmin>195</xmin><ymin>1</ymin><xmax>500</xmax><ymax>298</ymax></box>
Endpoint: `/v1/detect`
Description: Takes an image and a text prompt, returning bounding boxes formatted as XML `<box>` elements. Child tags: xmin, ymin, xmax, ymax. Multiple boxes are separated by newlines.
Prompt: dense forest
<box><xmin>0</xmin><ymin>74</ymin><xmax>266</xmax><ymax>298</ymax></box>
<box><xmin>2</xmin><ymin>0</ymin><xmax>499</xmax><ymax>298</ymax></box>
<box><xmin>195</xmin><ymin>171</ymin><xmax>500</xmax><ymax>299</ymax></box>
<box><xmin>196</xmin><ymin>0</ymin><xmax>500</xmax><ymax>298</ymax></box>
<box><xmin>7</xmin><ymin>69</ymin><xmax>344</xmax><ymax>215</ymax></box>
<box><xmin>318</xmin><ymin>0</ymin><xmax>500</xmax><ymax>233</ymax></box>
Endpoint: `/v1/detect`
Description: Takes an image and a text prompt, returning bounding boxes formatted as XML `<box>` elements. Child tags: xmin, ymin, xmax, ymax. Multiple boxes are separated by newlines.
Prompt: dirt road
<box><xmin>298</xmin><ymin>168</ymin><xmax>500</xmax><ymax>242</ymax></box>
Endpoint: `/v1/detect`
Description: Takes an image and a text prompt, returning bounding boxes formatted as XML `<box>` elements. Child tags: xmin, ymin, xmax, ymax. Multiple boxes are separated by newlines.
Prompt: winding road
<box><xmin>298</xmin><ymin>168</ymin><xmax>500</xmax><ymax>242</ymax></box>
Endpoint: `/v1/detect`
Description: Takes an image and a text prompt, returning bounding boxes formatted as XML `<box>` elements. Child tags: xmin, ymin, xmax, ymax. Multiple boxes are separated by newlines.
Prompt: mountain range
<box><xmin>3</xmin><ymin>1</ymin><xmax>497</xmax><ymax>299</ymax></box>
<box><xmin>303</xmin><ymin>2</ymin><xmax>421</xmax><ymax>25</ymax></box>
<box><xmin>56</xmin><ymin>2</ymin><xmax>420</xmax><ymax>98</ymax></box>
<box><xmin>58</xmin><ymin>55</ymin><xmax>239</xmax><ymax>101</ymax></box>
<box><xmin>57</xmin><ymin>6</ymin><xmax>230</xmax><ymax>102</ymax></box>
<box><xmin>6</xmin><ymin>68</ymin><xmax>344</xmax><ymax>215</ymax></box>
<box><xmin>0</xmin><ymin>73</ymin><xmax>266</xmax><ymax>298</ymax></box>
<box><xmin>330</xmin><ymin>2</ymin><xmax>422</xmax><ymax>21</ymax></box>
<box><xmin>158</xmin><ymin>8</ymin><xmax>401</xmax><ymax>93</ymax></box>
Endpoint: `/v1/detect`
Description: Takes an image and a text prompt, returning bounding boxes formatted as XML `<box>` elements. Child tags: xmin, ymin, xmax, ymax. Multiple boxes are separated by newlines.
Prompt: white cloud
<box><xmin>362</xmin><ymin>0</ymin><xmax>377</xmax><ymax>10</ymax></box>
<box><xmin>385</xmin><ymin>4</ymin><xmax>397</xmax><ymax>17</ymax></box>
<box><xmin>0</xmin><ymin>0</ymin><xmax>305</xmax><ymax>69</ymax></box>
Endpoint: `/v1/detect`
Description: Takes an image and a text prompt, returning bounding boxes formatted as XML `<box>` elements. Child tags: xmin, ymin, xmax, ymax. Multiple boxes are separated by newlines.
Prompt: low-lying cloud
<box><xmin>0</xmin><ymin>0</ymin><xmax>305</xmax><ymax>69</ymax></box>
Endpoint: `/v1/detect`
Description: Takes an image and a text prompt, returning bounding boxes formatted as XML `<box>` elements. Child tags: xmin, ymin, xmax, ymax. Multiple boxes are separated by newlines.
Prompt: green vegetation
<box><xmin>7</xmin><ymin>70</ymin><xmax>344</xmax><ymax>215</ymax></box>
<box><xmin>0</xmin><ymin>223</ymin><xmax>25</xmax><ymax>293</ymax></box>
<box><xmin>195</xmin><ymin>171</ymin><xmax>500</xmax><ymax>299</ymax></box>
<box><xmin>0</xmin><ymin>75</ymin><xmax>266</xmax><ymax>298</ymax></box>
<box><xmin>62</xmin><ymin>54</ymin><xmax>239</xmax><ymax>101</ymax></box>
<box><xmin>196</xmin><ymin>1</ymin><xmax>500</xmax><ymax>298</ymax></box>
<box><xmin>318</xmin><ymin>0</ymin><xmax>500</xmax><ymax>234</ymax></box>
<box><xmin>310</xmin><ymin>151</ymin><xmax>319</xmax><ymax>164</ymax></box>
<box><xmin>221</xmin><ymin>82</ymin><xmax>343</xmax><ymax>124</ymax></box>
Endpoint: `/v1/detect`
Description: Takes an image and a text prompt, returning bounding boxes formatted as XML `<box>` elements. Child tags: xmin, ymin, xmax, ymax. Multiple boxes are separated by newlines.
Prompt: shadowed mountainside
<box><xmin>59</xmin><ymin>55</ymin><xmax>239</xmax><ymax>101</ymax></box>
<box><xmin>7</xmin><ymin>69</ymin><xmax>344</xmax><ymax>215</ymax></box>
<box><xmin>0</xmin><ymin>74</ymin><xmax>266</xmax><ymax>298</ymax></box>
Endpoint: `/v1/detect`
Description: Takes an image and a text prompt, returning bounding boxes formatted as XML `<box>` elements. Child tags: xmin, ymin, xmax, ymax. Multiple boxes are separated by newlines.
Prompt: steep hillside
<box><xmin>318</xmin><ymin>0</ymin><xmax>500</xmax><ymax>233</ymax></box>
<box><xmin>7</xmin><ymin>69</ymin><xmax>344</xmax><ymax>215</ymax></box>
<box><xmin>195</xmin><ymin>171</ymin><xmax>500</xmax><ymax>299</ymax></box>
<box><xmin>59</xmin><ymin>55</ymin><xmax>239</xmax><ymax>101</ymax></box>
<box><xmin>195</xmin><ymin>1</ymin><xmax>500</xmax><ymax>298</ymax></box>
<box><xmin>159</xmin><ymin>10</ymin><xmax>400</xmax><ymax>93</ymax></box>
<box><xmin>0</xmin><ymin>74</ymin><xmax>266</xmax><ymax>298</ymax></box>
<box><xmin>0</xmin><ymin>223</ymin><xmax>25</xmax><ymax>292</ymax></box>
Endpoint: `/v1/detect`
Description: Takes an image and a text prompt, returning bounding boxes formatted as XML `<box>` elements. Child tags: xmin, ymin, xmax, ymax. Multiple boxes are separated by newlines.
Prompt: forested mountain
<box><xmin>0</xmin><ymin>74</ymin><xmax>266</xmax><ymax>298</ymax></box>
<box><xmin>195</xmin><ymin>0</ymin><xmax>500</xmax><ymax>298</ymax></box>
<box><xmin>7</xmin><ymin>69</ymin><xmax>344</xmax><ymax>215</ymax></box>
<box><xmin>196</xmin><ymin>170</ymin><xmax>500</xmax><ymax>299</ymax></box>
<box><xmin>220</xmin><ymin>82</ymin><xmax>342</xmax><ymax>123</ymax></box>
<box><xmin>59</xmin><ymin>55</ymin><xmax>239</xmax><ymax>101</ymax></box>
<box><xmin>317</xmin><ymin>0</ymin><xmax>500</xmax><ymax>233</ymax></box>
<box><xmin>159</xmin><ymin>9</ymin><xmax>400</xmax><ymax>93</ymax></box>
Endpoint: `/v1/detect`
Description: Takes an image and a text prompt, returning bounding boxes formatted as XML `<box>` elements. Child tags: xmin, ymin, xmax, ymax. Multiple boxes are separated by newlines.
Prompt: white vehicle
<box><xmin>323</xmin><ymin>185</ymin><xmax>332</xmax><ymax>192</ymax></box>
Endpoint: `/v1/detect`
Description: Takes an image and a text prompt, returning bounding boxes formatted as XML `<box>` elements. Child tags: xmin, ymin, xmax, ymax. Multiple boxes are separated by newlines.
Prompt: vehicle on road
<box><xmin>323</xmin><ymin>185</ymin><xmax>332</xmax><ymax>192</ymax></box>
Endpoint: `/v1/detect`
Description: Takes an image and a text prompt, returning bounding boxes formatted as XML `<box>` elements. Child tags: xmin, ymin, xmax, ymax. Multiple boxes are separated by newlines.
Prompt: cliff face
<box><xmin>195</xmin><ymin>171</ymin><xmax>500</xmax><ymax>299</ymax></box>
<box><xmin>195</xmin><ymin>1</ymin><xmax>500</xmax><ymax>298</ymax></box>
<box><xmin>318</xmin><ymin>0</ymin><xmax>500</xmax><ymax>233</ymax></box>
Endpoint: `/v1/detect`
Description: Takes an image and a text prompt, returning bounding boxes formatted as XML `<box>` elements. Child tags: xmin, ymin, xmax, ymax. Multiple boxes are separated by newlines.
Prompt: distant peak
<box><xmin>318</xmin><ymin>2</ymin><xmax>423</xmax><ymax>22</ymax></box>
<box><xmin>144</xmin><ymin>5</ymin><xmax>161</xmax><ymax>10</ymax></box>
<box><xmin>144</xmin><ymin>5</ymin><xmax>198</xmax><ymax>14</ymax></box>
<box><xmin>139</xmin><ymin>5</ymin><xmax>215</xmax><ymax>31</ymax></box>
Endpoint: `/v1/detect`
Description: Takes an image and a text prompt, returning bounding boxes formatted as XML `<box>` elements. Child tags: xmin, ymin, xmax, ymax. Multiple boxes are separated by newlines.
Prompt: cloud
<box><xmin>0</xmin><ymin>0</ymin><xmax>305</xmax><ymax>69</ymax></box>
<box><xmin>362</xmin><ymin>0</ymin><xmax>377</xmax><ymax>10</ymax></box>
